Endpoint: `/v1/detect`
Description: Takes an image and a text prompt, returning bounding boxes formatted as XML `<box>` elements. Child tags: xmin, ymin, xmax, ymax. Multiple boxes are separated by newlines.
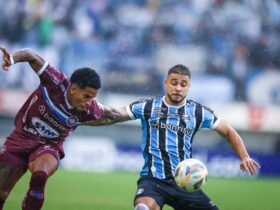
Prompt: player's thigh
<box><xmin>28</xmin><ymin>153</ymin><xmax>58</xmax><ymax>176</ymax></box>
<box><xmin>0</xmin><ymin>162</ymin><xmax>26</xmax><ymax>199</ymax></box>
<box><xmin>134</xmin><ymin>177</ymin><xmax>165</xmax><ymax>210</ymax></box>
<box><xmin>28</xmin><ymin>144</ymin><xmax>60</xmax><ymax>176</ymax></box>
<box><xmin>135</xmin><ymin>196</ymin><xmax>161</xmax><ymax>210</ymax></box>
<box><xmin>172</xmin><ymin>190</ymin><xmax>218</xmax><ymax>210</ymax></box>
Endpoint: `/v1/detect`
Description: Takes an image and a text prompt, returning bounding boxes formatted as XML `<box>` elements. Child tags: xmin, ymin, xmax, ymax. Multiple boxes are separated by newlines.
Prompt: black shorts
<box><xmin>134</xmin><ymin>176</ymin><xmax>218</xmax><ymax>210</ymax></box>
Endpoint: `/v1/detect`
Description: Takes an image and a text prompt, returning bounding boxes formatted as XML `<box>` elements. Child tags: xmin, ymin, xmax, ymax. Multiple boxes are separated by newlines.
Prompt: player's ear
<box><xmin>69</xmin><ymin>83</ymin><xmax>78</xmax><ymax>95</ymax></box>
<box><xmin>164</xmin><ymin>79</ymin><xmax>168</xmax><ymax>86</ymax></box>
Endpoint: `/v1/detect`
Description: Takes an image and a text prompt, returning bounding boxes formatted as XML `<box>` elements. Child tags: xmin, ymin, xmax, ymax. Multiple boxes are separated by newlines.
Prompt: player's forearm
<box><xmin>12</xmin><ymin>48</ymin><xmax>45</xmax><ymax>72</ymax></box>
<box><xmin>216</xmin><ymin>120</ymin><xmax>250</xmax><ymax>160</ymax></box>
<box><xmin>226</xmin><ymin>130</ymin><xmax>250</xmax><ymax>160</ymax></box>
<box><xmin>84</xmin><ymin>118</ymin><xmax>122</xmax><ymax>126</ymax></box>
<box><xmin>83</xmin><ymin>106</ymin><xmax>132</xmax><ymax>126</ymax></box>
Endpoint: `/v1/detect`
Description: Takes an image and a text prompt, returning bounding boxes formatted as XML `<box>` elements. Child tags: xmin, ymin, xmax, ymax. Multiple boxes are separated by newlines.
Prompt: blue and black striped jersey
<box><xmin>126</xmin><ymin>96</ymin><xmax>220</xmax><ymax>179</ymax></box>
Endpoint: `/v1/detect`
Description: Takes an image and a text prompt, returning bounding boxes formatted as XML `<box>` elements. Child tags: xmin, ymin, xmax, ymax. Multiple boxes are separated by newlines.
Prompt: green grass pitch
<box><xmin>5</xmin><ymin>170</ymin><xmax>280</xmax><ymax>210</ymax></box>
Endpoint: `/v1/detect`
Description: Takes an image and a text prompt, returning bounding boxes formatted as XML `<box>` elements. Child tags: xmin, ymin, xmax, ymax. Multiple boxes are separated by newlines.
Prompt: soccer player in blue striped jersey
<box><xmin>86</xmin><ymin>64</ymin><xmax>260</xmax><ymax>210</ymax></box>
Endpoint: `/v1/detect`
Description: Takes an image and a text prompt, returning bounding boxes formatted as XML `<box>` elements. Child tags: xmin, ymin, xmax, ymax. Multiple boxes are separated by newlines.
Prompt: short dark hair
<box><xmin>168</xmin><ymin>64</ymin><xmax>191</xmax><ymax>79</ymax></box>
<box><xmin>70</xmin><ymin>67</ymin><xmax>101</xmax><ymax>89</ymax></box>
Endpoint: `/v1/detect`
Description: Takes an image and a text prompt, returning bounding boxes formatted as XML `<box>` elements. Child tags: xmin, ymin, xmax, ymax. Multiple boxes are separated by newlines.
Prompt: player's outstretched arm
<box><xmin>83</xmin><ymin>106</ymin><xmax>132</xmax><ymax>126</ymax></box>
<box><xmin>214</xmin><ymin>119</ymin><xmax>261</xmax><ymax>176</ymax></box>
<box><xmin>0</xmin><ymin>47</ymin><xmax>45</xmax><ymax>72</ymax></box>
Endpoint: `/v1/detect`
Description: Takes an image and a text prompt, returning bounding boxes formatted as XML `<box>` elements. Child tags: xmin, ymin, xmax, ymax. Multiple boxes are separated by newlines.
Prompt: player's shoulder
<box><xmin>43</xmin><ymin>63</ymin><xmax>69</xmax><ymax>84</ymax></box>
<box><xmin>186</xmin><ymin>99</ymin><xmax>214</xmax><ymax>113</ymax></box>
<box><xmin>43</xmin><ymin>63</ymin><xmax>58</xmax><ymax>73</ymax></box>
<box><xmin>132</xmin><ymin>95</ymin><xmax>162</xmax><ymax>104</ymax></box>
<box><xmin>186</xmin><ymin>99</ymin><xmax>201</xmax><ymax>106</ymax></box>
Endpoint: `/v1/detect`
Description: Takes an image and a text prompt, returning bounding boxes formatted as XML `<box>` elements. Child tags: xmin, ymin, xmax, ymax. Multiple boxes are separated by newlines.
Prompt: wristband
<box><xmin>10</xmin><ymin>55</ymin><xmax>14</xmax><ymax>65</ymax></box>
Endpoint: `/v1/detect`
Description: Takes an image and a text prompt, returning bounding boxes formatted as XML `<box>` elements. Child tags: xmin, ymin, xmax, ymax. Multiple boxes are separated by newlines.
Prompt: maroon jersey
<box><xmin>10</xmin><ymin>62</ymin><xmax>104</xmax><ymax>146</ymax></box>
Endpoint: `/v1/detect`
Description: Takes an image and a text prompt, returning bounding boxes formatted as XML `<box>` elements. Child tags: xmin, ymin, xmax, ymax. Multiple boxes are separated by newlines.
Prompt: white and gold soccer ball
<box><xmin>174</xmin><ymin>158</ymin><xmax>208</xmax><ymax>192</ymax></box>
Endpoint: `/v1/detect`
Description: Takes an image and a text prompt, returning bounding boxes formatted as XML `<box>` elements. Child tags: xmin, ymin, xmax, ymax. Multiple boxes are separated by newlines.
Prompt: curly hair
<box><xmin>70</xmin><ymin>67</ymin><xmax>101</xmax><ymax>89</ymax></box>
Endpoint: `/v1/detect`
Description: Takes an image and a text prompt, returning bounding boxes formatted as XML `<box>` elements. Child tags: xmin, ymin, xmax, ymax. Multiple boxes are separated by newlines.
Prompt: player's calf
<box><xmin>0</xmin><ymin>162</ymin><xmax>26</xmax><ymax>210</ymax></box>
<box><xmin>22</xmin><ymin>171</ymin><xmax>48</xmax><ymax>210</ymax></box>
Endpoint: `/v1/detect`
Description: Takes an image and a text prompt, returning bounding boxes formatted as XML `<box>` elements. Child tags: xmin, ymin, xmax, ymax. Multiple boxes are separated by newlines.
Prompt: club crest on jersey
<box><xmin>67</xmin><ymin>116</ymin><xmax>78</xmax><ymax>126</ymax></box>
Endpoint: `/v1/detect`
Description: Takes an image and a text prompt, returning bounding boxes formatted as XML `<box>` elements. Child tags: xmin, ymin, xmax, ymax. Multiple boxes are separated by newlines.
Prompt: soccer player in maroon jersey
<box><xmin>0</xmin><ymin>47</ymin><xmax>105</xmax><ymax>210</ymax></box>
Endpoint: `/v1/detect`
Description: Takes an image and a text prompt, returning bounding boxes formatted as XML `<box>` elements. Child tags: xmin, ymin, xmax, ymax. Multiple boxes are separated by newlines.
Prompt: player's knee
<box><xmin>134</xmin><ymin>203</ymin><xmax>150</xmax><ymax>210</ymax></box>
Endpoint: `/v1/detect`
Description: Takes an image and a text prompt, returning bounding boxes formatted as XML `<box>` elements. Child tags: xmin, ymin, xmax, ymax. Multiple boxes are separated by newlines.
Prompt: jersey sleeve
<box><xmin>87</xmin><ymin>100</ymin><xmax>105</xmax><ymax>120</ymax></box>
<box><xmin>200</xmin><ymin>106</ymin><xmax>221</xmax><ymax>129</ymax></box>
<box><xmin>38</xmin><ymin>62</ymin><xmax>67</xmax><ymax>88</ymax></box>
<box><xmin>126</xmin><ymin>99</ymin><xmax>147</xmax><ymax>120</ymax></box>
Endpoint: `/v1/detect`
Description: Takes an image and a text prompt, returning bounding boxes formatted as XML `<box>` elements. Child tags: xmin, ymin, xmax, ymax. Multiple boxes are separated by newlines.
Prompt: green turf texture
<box><xmin>5</xmin><ymin>170</ymin><xmax>280</xmax><ymax>210</ymax></box>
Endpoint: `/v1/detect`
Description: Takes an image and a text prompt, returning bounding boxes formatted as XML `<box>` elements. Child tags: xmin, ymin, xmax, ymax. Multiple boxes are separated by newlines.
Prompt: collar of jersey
<box><xmin>163</xmin><ymin>96</ymin><xmax>186</xmax><ymax>108</ymax></box>
<box><xmin>40</xmin><ymin>85</ymin><xmax>79</xmax><ymax>125</ymax></box>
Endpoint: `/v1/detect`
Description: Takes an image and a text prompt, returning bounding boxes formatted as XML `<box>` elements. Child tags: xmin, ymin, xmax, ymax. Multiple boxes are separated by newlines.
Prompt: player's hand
<box><xmin>0</xmin><ymin>47</ymin><xmax>13</xmax><ymax>71</ymax></box>
<box><xmin>240</xmin><ymin>157</ymin><xmax>261</xmax><ymax>176</ymax></box>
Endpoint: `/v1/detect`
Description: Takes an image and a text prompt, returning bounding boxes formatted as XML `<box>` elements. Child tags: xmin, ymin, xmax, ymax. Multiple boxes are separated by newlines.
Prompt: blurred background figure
<box><xmin>0</xmin><ymin>0</ymin><xmax>279</xmax><ymax>178</ymax></box>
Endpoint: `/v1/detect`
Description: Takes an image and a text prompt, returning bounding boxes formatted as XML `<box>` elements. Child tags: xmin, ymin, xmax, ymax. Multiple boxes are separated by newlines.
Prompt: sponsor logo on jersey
<box><xmin>43</xmin><ymin>112</ymin><xmax>66</xmax><ymax>131</ymax></box>
<box><xmin>151</xmin><ymin>120</ymin><xmax>193</xmax><ymax>135</ymax></box>
<box><xmin>154</xmin><ymin>108</ymin><xmax>190</xmax><ymax>121</ymax></box>
<box><xmin>136</xmin><ymin>187</ymin><xmax>144</xmax><ymax>195</ymax></box>
<box><xmin>39</xmin><ymin>105</ymin><xmax>45</xmax><ymax>114</ymax></box>
<box><xmin>32</xmin><ymin>117</ymin><xmax>59</xmax><ymax>138</ymax></box>
<box><xmin>38</xmin><ymin>105</ymin><xmax>66</xmax><ymax>131</ymax></box>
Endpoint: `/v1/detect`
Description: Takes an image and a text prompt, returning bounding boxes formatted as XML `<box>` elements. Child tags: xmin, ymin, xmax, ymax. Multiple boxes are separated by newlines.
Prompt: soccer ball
<box><xmin>174</xmin><ymin>158</ymin><xmax>208</xmax><ymax>192</ymax></box>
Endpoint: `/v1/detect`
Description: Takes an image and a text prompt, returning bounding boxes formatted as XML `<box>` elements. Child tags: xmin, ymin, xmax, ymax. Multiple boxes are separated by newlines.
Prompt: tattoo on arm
<box><xmin>83</xmin><ymin>106</ymin><xmax>132</xmax><ymax>126</ymax></box>
<box><xmin>12</xmin><ymin>48</ymin><xmax>45</xmax><ymax>72</ymax></box>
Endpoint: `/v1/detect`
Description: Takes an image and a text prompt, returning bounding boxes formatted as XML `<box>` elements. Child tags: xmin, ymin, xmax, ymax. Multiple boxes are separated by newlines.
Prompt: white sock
<box><xmin>134</xmin><ymin>203</ymin><xmax>150</xmax><ymax>210</ymax></box>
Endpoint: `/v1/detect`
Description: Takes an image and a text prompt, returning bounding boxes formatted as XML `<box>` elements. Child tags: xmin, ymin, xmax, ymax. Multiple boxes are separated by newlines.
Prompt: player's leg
<box><xmin>0</xmin><ymin>139</ymin><xmax>29</xmax><ymax>210</ymax></box>
<box><xmin>0</xmin><ymin>162</ymin><xmax>26</xmax><ymax>210</ymax></box>
<box><xmin>22</xmin><ymin>145</ymin><xmax>60</xmax><ymax>210</ymax></box>
<box><xmin>144</xmin><ymin>177</ymin><xmax>218</xmax><ymax>210</ymax></box>
<box><xmin>135</xmin><ymin>197</ymin><xmax>160</xmax><ymax>210</ymax></box>
<box><xmin>134</xmin><ymin>177</ymin><xmax>165</xmax><ymax>210</ymax></box>
<box><xmin>172</xmin><ymin>189</ymin><xmax>219</xmax><ymax>210</ymax></box>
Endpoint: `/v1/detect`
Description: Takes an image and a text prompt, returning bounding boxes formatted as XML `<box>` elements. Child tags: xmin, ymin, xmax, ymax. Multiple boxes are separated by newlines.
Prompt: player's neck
<box><xmin>163</xmin><ymin>96</ymin><xmax>185</xmax><ymax>107</ymax></box>
<box><xmin>65</xmin><ymin>91</ymin><xmax>74</xmax><ymax>109</ymax></box>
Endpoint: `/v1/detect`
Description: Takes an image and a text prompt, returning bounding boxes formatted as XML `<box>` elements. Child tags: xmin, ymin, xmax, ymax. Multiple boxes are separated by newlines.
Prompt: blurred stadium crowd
<box><xmin>0</xmin><ymin>0</ymin><xmax>280</xmax><ymax>104</ymax></box>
